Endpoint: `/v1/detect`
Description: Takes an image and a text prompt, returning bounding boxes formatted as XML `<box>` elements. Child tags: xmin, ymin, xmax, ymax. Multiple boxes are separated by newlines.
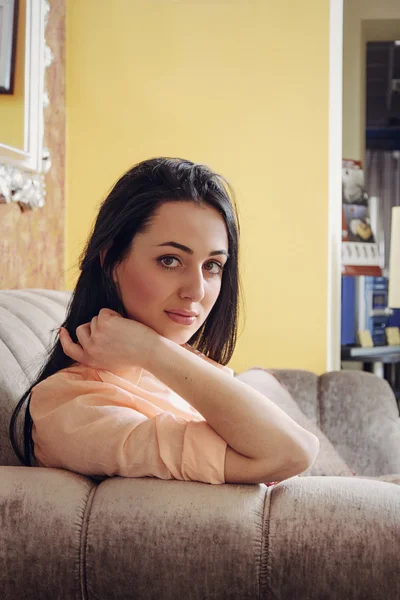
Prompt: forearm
<box><xmin>146</xmin><ymin>337</ymin><xmax>318</xmax><ymax>465</ymax></box>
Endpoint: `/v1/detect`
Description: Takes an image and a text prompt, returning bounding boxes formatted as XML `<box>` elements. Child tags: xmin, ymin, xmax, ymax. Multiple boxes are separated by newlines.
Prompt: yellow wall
<box><xmin>66</xmin><ymin>0</ymin><xmax>330</xmax><ymax>374</ymax></box>
<box><xmin>0</xmin><ymin>0</ymin><xmax>25</xmax><ymax>149</ymax></box>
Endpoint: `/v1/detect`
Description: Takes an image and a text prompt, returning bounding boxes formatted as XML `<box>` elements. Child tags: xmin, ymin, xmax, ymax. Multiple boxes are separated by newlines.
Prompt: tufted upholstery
<box><xmin>0</xmin><ymin>289</ymin><xmax>71</xmax><ymax>466</ymax></box>
<box><xmin>1</xmin><ymin>289</ymin><xmax>400</xmax><ymax>599</ymax></box>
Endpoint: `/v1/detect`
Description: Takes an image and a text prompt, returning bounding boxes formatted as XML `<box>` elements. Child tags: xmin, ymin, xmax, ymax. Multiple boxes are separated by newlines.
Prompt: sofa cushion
<box><xmin>235</xmin><ymin>368</ymin><xmax>355</xmax><ymax>477</ymax></box>
<box><xmin>0</xmin><ymin>290</ymin><xmax>71</xmax><ymax>467</ymax></box>
<box><xmin>353</xmin><ymin>474</ymin><xmax>400</xmax><ymax>486</ymax></box>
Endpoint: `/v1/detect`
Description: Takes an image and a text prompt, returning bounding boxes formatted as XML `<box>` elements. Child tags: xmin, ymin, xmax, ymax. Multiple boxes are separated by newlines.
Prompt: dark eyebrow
<box><xmin>156</xmin><ymin>241</ymin><xmax>230</xmax><ymax>258</ymax></box>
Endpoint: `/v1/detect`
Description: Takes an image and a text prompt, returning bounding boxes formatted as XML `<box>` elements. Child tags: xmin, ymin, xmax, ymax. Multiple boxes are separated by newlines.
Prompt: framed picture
<box><xmin>0</xmin><ymin>0</ymin><xmax>19</xmax><ymax>94</ymax></box>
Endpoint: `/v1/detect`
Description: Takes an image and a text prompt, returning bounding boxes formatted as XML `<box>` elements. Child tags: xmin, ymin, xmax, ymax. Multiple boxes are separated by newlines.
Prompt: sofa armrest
<box><xmin>1</xmin><ymin>467</ymin><xmax>399</xmax><ymax>599</ymax></box>
<box><xmin>266</xmin><ymin>368</ymin><xmax>400</xmax><ymax>478</ymax></box>
<box><xmin>318</xmin><ymin>371</ymin><xmax>400</xmax><ymax>476</ymax></box>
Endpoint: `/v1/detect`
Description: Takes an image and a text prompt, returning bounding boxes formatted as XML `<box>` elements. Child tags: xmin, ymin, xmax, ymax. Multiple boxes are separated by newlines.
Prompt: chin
<box><xmin>164</xmin><ymin>331</ymin><xmax>192</xmax><ymax>345</ymax></box>
<box><xmin>162</xmin><ymin>323</ymin><xmax>201</xmax><ymax>345</ymax></box>
<box><xmin>160</xmin><ymin>313</ymin><xmax>203</xmax><ymax>345</ymax></box>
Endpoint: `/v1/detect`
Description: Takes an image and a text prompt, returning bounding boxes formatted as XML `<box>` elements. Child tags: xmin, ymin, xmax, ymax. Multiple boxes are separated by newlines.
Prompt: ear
<box><xmin>99</xmin><ymin>248</ymin><xmax>109</xmax><ymax>267</ymax></box>
<box><xmin>100</xmin><ymin>250</ymin><xmax>105</xmax><ymax>267</ymax></box>
<box><xmin>100</xmin><ymin>247</ymin><xmax>118</xmax><ymax>283</ymax></box>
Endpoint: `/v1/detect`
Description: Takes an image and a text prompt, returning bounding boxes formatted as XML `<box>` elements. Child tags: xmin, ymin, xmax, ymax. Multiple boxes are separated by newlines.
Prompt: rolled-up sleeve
<box><xmin>30</xmin><ymin>375</ymin><xmax>227</xmax><ymax>484</ymax></box>
<box><xmin>155</xmin><ymin>413</ymin><xmax>227</xmax><ymax>484</ymax></box>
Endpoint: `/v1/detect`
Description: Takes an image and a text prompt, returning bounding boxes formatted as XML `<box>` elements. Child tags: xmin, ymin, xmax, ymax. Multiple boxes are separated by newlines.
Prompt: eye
<box><xmin>204</xmin><ymin>261</ymin><xmax>224</xmax><ymax>275</ymax></box>
<box><xmin>157</xmin><ymin>256</ymin><xmax>224</xmax><ymax>276</ymax></box>
<box><xmin>158</xmin><ymin>256</ymin><xmax>180</xmax><ymax>270</ymax></box>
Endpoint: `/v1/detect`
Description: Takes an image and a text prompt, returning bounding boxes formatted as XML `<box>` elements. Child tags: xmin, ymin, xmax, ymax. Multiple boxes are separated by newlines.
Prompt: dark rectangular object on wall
<box><xmin>341</xmin><ymin>275</ymin><xmax>356</xmax><ymax>345</ymax></box>
<box><xmin>0</xmin><ymin>0</ymin><xmax>19</xmax><ymax>94</ymax></box>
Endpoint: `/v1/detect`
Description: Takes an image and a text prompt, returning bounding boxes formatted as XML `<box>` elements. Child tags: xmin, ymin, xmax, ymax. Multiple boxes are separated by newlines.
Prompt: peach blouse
<box><xmin>30</xmin><ymin>346</ymin><xmax>234</xmax><ymax>485</ymax></box>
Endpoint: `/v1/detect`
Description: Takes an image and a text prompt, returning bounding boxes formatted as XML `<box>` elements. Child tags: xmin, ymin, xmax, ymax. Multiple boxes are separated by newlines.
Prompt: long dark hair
<box><xmin>9</xmin><ymin>157</ymin><xmax>243</xmax><ymax>467</ymax></box>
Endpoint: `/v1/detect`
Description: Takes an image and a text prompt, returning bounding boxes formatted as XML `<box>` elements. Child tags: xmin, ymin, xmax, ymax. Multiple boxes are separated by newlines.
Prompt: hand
<box><xmin>59</xmin><ymin>308</ymin><xmax>159</xmax><ymax>372</ymax></box>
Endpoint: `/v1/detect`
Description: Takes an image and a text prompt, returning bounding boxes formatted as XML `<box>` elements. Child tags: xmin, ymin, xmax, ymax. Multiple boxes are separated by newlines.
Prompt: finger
<box><xmin>76</xmin><ymin>323</ymin><xmax>91</xmax><ymax>348</ymax></box>
<box><xmin>99</xmin><ymin>308</ymin><xmax>120</xmax><ymax>319</ymax></box>
<box><xmin>90</xmin><ymin>316</ymin><xmax>98</xmax><ymax>335</ymax></box>
<box><xmin>59</xmin><ymin>328</ymin><xmax>85</xmax><ymax>363</ymax></box>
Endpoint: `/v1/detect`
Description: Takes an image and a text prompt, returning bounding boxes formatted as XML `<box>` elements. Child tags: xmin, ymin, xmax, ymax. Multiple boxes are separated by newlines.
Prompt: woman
<box><xmin>9</xmin><ymin>157</ymin><xmax>319</xmax><ymax>485</ymax></box>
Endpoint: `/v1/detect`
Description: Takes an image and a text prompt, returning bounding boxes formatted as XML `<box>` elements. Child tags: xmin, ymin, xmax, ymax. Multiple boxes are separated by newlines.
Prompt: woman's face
<box><xmin>112</xmin><ymin>201</ymin><xmax>229</xmax><ymax>345</ymax></box>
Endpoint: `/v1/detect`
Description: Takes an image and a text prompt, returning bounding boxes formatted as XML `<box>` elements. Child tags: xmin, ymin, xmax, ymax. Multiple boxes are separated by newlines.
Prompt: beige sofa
<box><xmin>0</xmin><ymin>289</ymin><xmax>400</xmax><ymax>600</ymax></box>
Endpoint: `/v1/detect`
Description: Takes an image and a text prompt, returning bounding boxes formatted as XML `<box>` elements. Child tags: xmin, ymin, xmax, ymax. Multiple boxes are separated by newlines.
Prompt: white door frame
<box><xmin>327</xmin><ymin>0</ymin><xmax>343</xmax><ymax>372</ymax></box>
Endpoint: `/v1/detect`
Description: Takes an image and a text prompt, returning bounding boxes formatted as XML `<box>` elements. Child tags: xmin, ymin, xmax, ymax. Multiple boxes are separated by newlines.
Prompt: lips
<box><xmin>165</xmin><ymin>311</ymin><xmax>197</xmax><ymax>326</ymax></box>
<box><xmin>166</xmin><ymin>310</ymin><xmax>198</xmax><ymax>317</ymax></box>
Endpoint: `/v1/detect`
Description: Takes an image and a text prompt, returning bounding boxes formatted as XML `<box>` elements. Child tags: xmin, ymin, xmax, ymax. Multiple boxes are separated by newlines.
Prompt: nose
<box><xmin>179</xmin><ymin>266</ymin><xmax>205</xmax><ymax>302</ymax></box>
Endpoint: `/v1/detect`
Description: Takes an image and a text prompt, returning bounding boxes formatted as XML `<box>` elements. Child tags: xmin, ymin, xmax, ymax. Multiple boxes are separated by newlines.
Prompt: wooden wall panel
<box><xmin>0</xmin><ymin>0</ymin><xmax>65</xmax><ymax>290</ymax></box>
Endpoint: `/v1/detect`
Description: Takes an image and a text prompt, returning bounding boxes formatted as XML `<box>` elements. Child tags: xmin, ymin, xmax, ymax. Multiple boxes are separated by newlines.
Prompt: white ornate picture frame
<box><xmin>0</xmin><ymin>0</ymin><xmax>53</xmax><ymax>210</ymax></box>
